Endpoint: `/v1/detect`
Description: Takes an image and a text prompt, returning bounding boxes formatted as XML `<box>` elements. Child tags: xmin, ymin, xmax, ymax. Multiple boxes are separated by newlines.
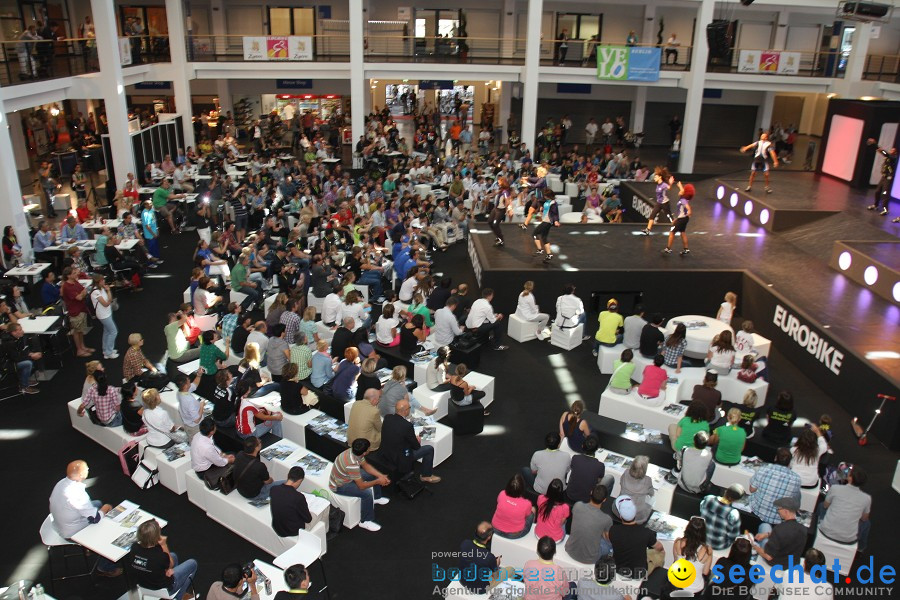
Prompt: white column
<box><xmin>642</xmin><ymin>5</ymin><xmax>656</xmax><ymax>47</ymax></box>
<box><xmin>210</xmin><ymin>0</ymin><xmax>227</xmax><ymax>56</ymax></box>
<box><xmin>843</xmin><ymin>23</ymin><xmax>872</xmax><ymax>86</ymax></box>
<box><xmin>166</xmin><ymin>0</ymin><xmax>196</xmax><ymax>150</ymax></box>
<box><xmin>498</xmin><ymin>82</ymin><xmax>512</xmax><ymax>146</ymax></box>
<box><xmin>757</xmin><ymin>91</ymin><xmax>775</xmax><ymax>132</ymax></box>
<box><xmin>217</xmin><ymin>80</ymin><xmax>233</xmax><ymax>117</ymax></box>
<box><xmin>773</xmin><ymin>11</ymin><xmax>789</xmax><ymax>50</ymax></box>
<box><xmin>678</xmin><ymin>0</ymin><xmax>715</xmax><ymax>174</ymax></box>
<box><xmin>502</xmin><ymin>0</ymin><xmax>516</xmax><ymax>59</ymax></box>
<box><xmin>350</xmin><ymin>0</ymin><xmax>366</xmax><ymax>142</ymax></box>
<box><xmin>632</xmin><ymin>86</ymin><xmax>647</xmax><ymax>135</ymax></box>
<box><xmin>521</xmin><ymin>0</ymin><xmax>543</xmax><ymax>151</ymax></box>
<box><xmin>8</xmin><ymin>111</ymin><xmax>30</xmax><ymax>172</ymax></box>
<box><xmin>0</xmin><ymin>98</ymin><xmax>32</xmax><ymax>258</ymax></box>
<box><xmin>91</xmin><ymin>0</ymin><xmax>136</xmax><ymax>189</ymax></box>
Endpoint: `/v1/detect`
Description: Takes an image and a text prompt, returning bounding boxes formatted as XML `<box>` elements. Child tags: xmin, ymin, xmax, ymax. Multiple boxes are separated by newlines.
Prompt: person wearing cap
<box><xmin>662</xmin><ymin>182</ymin><xmax>693</xmax><ymax>256</ymax></box>
<box><xmin>700</xmin><ymin>484</ymin><xmax>745</xmax><ymax>551</ymax></box>
<box><xmin>608</xmin><ymin>496</ymin><xmax>665</xmax><ymax>579</ymax></box>
<box><xmin>592</xmin><ymin>299</ymin><xmax>624</xmax><ymax>357</ymax></box>
<box><xmin>751</xmin><ymin>496</ymin><xmax>807</xmax><ymax>569</ymax></box>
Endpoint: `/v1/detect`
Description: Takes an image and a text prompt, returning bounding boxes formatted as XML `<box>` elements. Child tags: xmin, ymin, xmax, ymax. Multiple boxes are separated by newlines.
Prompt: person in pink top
<box><xmin>491</xmin><ymin>473</ymin><xmax>536</xmax><ymax>539</ymax></box>
<box><xmin>535</xmin><ymin>479</ymin><xmax>570</xmax><ymax>543</ymax></box>
<box><xmin>523</xmin><ymin>536</ymin><xmax>570</xmax><ymax>600</ymax></box>
<box><xmin>637</xmin><ymin>354</ymin><xmax>668</xmax><ymax>406</ymax></box>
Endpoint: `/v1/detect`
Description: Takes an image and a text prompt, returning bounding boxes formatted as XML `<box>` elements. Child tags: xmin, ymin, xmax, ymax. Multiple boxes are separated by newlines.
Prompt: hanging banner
<box><xmin>738</xmin><ymin>50</ymin><xmax>801</xmax><ymax>75</ymax></box>
<box><xmin>243</xmin><ymin>36</ymin><xmax>313</xmax><ymax>61</ymax></box>
<box><xmin>119</xmin><ymin>37</ymin><xmax>132</xmax><ymax>66</ymax></box>
<box><xmin>596</xmin><ymin>46</ymin><xmax>661</xmax><ymax>82</ymax></box>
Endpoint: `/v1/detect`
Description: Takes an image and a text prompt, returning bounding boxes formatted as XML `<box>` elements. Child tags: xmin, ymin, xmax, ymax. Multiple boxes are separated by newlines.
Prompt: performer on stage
<box><xmin>531</xmin><ymin>189</ymin><xmax>561</xmax><ymax>263</ymax></box>
<box><xmin>866</xmin><ymin>138</ymin><xmax>897</xmax><ymax>217</ymax></box>
<box><xmin>740</xmin><ymin>132</ymin><xmax>779</xmax><ymax>193</ymax></box>
<box><xmin>662</xmin><ymin>183</ymin><xmax>693</xmax><ymax>256</ymax></box>
<box><xmin>642</xmin><ymin>166</ymin><xmax>674</xmax><ymax>235</ymax></box>
<box><xmin>489</xmin><ymin>177</ymin><xmax>512</xmax><ymax>247</ymax></box>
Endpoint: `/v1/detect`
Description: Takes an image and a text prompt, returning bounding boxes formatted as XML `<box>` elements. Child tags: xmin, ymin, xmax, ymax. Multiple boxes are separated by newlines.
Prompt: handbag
<box><xmin>137</xmin><ymin>371</ymin><xmax>170</xmax><ymax>390</ymax></box>
<box><xmin>202</xmin><ymin>464</ymin><xmax>235</xmax><ymax>494</ymax></box>
<box><xmin>311</xmin><ymin>488</ymin><xmax>345</xmax><ymax>538</ymax></box>
<box><xmin>130</xmin><ymin>445</ymin><xmax>160</xmax><ymax>489</ymax></box>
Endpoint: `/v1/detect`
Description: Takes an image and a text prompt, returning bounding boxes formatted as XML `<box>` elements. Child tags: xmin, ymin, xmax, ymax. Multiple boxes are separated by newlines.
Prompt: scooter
<box><xmin>851</xmin><ymin>393</ymin><xmax>896</xmax><ymax>446</ymax></box>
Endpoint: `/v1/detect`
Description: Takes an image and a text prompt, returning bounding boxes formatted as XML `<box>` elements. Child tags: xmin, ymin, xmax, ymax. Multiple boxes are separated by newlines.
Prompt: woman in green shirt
<box><xmin>407</xmin><ymin>292</ymin><xmax>433</xmax><ymax>327</ymax></box>
<box><xmin>710</xmin><ymin>408</ymin><xmax>746</xmax><ymax>465</ymax></box>
<box><xmin>608</xmin><ymin>348</ymin><xmax>635</xmax><ymax>394</ymax></box>
<box><xmin>198</xmin><ymin>330</ymin><xmax>228</xmax><ymax>375</ymax></box>
<box><xmin>669</xmin><ymin>400</ymin><xmax>710</xmax><ymax>452</ymax></box>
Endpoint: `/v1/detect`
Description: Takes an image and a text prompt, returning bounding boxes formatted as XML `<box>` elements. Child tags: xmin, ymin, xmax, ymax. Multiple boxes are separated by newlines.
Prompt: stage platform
<box><xmin>470</xmin><ymin>173</ymin><xmax>900</xmax><ymax>448</ymax></box>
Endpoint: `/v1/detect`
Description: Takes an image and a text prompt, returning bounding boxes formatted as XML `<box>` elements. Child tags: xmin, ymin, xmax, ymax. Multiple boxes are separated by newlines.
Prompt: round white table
<box><xmin>663</xmin><ymin>314</ymin><xmax>733</xmax><ymax>359</ymax></box>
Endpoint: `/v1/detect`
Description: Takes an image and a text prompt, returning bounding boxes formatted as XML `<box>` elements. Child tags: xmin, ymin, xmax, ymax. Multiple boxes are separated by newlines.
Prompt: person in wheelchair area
<box><xmin>1</xmin><ymin>322</ymin><xmax>42</xmax><ymax>394</ymax></box>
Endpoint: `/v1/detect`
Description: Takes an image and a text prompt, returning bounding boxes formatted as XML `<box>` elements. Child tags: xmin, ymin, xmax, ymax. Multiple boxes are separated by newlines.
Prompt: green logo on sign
<box><xmin>597</xmin><ymin>46</ymin><xmax>629</xmax><ymax>80</ymax></box>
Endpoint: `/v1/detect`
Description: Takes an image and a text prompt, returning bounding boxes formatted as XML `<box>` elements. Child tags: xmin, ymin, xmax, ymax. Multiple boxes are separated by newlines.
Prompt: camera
<box><xmin>242</xmin><ymin>562</ymin><xmax>254</xmax><ymax>579</ymax></box>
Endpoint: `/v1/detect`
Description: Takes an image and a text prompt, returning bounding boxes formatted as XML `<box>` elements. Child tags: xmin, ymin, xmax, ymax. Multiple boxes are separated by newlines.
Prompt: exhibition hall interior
<box><xmin>0</xmin><ymin>0</ymin><xmax>898</xmax><ymax>598</ymax></box>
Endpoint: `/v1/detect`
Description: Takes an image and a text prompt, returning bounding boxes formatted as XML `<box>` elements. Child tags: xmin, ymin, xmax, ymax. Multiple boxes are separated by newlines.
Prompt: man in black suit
<box><xmin>329</xmin><ymin>317</ymin><xmax>366</xmax><ymax>361</ymax></box>
<box><xmin>270</xmin><ymin>466</ymin><xmax>312</xmax><ymax>537</ymax></box>
<box><xmin>376</xmin><ymin>399</ymin><xmax>441</xmax><ymax>484</ymax></box>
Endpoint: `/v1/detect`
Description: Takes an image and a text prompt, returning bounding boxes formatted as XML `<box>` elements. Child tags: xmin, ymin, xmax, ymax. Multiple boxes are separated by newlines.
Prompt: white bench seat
<box><xmin>550</xmin><ymin>324</ymin><xmax>584</xmax><ymax>351</ymax></box>
<box><xmin>508</xmin><ymin>313</ymin><xmax>541</xmax><ymax>343</ymax></box>
<box><xmin>711</xmin><ymin>459</ymin><xmax>820</xmax><ymax>513</ymax></box>
<box><xmin>68</xmin><ymin>398</ymin><xmax>145</xmax><ymax>454</ymax></box>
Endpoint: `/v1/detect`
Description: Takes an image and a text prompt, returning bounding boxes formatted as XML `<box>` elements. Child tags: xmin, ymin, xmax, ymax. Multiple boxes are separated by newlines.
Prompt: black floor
<box><xmin>3</xmin><ymin>212</ymin><xmax>899</xmax><ymax>599</ymax></box>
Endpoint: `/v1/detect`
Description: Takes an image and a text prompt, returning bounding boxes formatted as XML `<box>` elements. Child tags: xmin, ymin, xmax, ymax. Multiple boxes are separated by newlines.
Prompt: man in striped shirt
<box><xmin>279</xmin><ymin>299</ymin><xmax>301</xmax><ymax>344</ymax></box>
<box><xmin>329</xmin><ymin>438</ymin><xmax>390</xmax><ymax>532</ymax></box>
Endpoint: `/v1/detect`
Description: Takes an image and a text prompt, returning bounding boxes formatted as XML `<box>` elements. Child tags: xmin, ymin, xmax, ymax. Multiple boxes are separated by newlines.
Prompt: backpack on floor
<box><xmin>130</xmin><ymin>445</ymin><xmax>160</xmax><ymax>490</ymax></box>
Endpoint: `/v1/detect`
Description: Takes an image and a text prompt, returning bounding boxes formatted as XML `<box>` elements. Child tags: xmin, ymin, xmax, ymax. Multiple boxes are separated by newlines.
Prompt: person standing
<box><xmin>866</xmin><ymin>138</ymin><xmax>897</xmax><ymax>216</ymax></box>
<box><xmin>642</xmin><ymin>167</ymin><xmax>674</xmax><ymax>234</ymax></box>
<box><xmin>556</xmin><ymin>29</ymin><xmax>570</xmax><ymax>65</ymax></box>
<box><xmin>664</xmin><ymin>33</ymin><xmax>680</xmax><ymax>65</ymax></box>
<box><xmin>662</xmin><ymin>183</ymin><xmax>693</xmax><ymax>256</ymax></box>
<box><xmin>740</xmin><ymin>132</ymin><xmax>779</xmax><ymax>193</ymax></box>
<box><xmin>585</xmin><ymin>118</ymin><xmax>599</xmax><ymax>150</ymax></box>
<box><xmin>488</xmin><ymin>177</ymin><xmax>512</xmax><ymax>247</ymax></box>
<box><xmin>141</xmin><ymin>200</ymin><xmax>161</xmax><ymax>259</ymax></box>
<box><xmin>89</xmin><ymin>274</ymin><xmax>118</xmax><ymax>360</ymax></box>
<box><xmin>62</xmin><ymin>267</ymin><xmax>94</xmax><ymax>357</ymax></box>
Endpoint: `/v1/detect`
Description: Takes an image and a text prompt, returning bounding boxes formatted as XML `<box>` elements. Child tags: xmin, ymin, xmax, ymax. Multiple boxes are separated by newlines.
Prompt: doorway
<box><xmin>414</xmin><ymin>8</ymin><xmax>459</xmax><ymax>56</ymax></box>
<box><xmin>267</xmin><ymin>7</ymin><xmax>316</xmax><ymax>36</ymax></box>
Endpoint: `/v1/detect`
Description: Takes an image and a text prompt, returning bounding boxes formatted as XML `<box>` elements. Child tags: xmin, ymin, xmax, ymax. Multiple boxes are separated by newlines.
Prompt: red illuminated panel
<box><xmin>822</xmin><ymin>115</ymin><xmax>864</xmax><ymax>182</ymax></box>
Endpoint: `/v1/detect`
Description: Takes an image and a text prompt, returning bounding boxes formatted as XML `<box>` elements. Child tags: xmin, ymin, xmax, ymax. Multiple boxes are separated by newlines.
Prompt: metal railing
<box><xmin>0</xmin><ymin>36</ymin><xmax>170</xmax><ymax>87</ymax></box>
<box><xmin>707</xmin><ymin>48</ymin><xmax>846</xmax><ymax>78</ymax></box>
<box><xmin>186</xmin><ymin>34</ymin><xmax>351</xmax><ymax>62</ymax></box>
<box><xmin>863</xmin><ymin>54</ymin><xmax>900</xmax><ymax>82</ymax></box>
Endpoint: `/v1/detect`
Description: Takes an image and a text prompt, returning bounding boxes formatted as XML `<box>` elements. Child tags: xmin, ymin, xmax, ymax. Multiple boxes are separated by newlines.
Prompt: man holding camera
<box><xmin>206</xmin><ymin>563</ymin><xmax>260</xmax><ymax>600</ymax></box>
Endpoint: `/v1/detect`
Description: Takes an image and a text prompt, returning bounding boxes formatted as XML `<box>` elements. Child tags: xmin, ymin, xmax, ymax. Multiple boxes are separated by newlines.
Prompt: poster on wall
<box><xmin>596</xmin><ymin>46</ymin><xmax>661</xmax><ymax>82</ymax></box>
<box><xmin>243</xmin><ymin>36</ymin><xmax>313</xmax><ymax>61</ymax></box>
<box><xmin>738</xmin><ymin>50</ymin><xmax>801</xmax><ymax>74</ymax></box>
<box><xmin>119</xmin><ymin>37</ymin><xmax>132</xmax><ymax>66</ymax></box>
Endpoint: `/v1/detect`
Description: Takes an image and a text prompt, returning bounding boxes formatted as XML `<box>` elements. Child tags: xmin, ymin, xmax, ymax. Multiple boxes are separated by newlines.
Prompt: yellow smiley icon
<box><xmin>667</xmin><ymin>558</ymin><xmax>696</xmax><ymax>588</ymax></box>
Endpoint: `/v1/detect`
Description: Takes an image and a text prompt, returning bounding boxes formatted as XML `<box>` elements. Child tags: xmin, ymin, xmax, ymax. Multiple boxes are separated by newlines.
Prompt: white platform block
<box><xmin>182</xmin><ymin>287</ymin><xmax>191</xmax><ymax>305</ymax></box>
<box><xmin>565</xmin><ymin>182</ymin><xmax>579</xmax><ymax>197</ymax></box>
<box><xmin>550</xmin><ymin>324</ymin><xmax>584</xmax><ymax>351</ymax></box>
<box><xmin>231</xmin><ymin>290</ymin><xmax>249</xmax><ymax>307</ymax></box>
<box><xmin>812</xmin><ymin>533</ymin><xmax>857</xmax><ymax>576</ymax></box>
<box><xmin>464</xmin><ymin>372</ymin><xmax>495</xmax><ymax>408</ymax></box>
<box><xmin>597</xmin><ymin>343</ymin><xmax>626</xmax><ymax>374</ymax></box>
<box><xmin>555</xmin><ymin>194</ymin><xmax>571</xmax><ymax>206</ymax></box>
<box><xmin>307</xmin><ymin>290</ymin><xmax>326</xmax><ymax>315</ymax></box>
<box><xmin>508</xmin><ymin>313</ymin><xmax>540</xmax><ymax>343</ymax></box>
<box><xmin>417</xmin><ymin>388</ymin><xmax>450</xmax><ymax>421</ymax></box>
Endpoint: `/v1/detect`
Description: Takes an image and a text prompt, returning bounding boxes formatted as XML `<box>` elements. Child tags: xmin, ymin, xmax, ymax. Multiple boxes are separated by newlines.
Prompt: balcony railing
<box><xmin>0</xmin><ymin>36</ymin><xmax>170</xmax><ymax>87</ymax></box>
<box><xmin>186</xmin><ymin>34</ymin><xmax>351</xmax><ymax>62</ymax></box>
<box><xmin>863</xmin><ymin>54</ymin><xmax>900</xmax><ymax>82</ymax></box>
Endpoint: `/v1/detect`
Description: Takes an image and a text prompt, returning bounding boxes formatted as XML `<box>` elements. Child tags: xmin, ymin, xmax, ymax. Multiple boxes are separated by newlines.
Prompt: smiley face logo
<box><xmin>667</xmin><ymin>559</ymin><xmax>696</xmax><ymax>588</ymax></box>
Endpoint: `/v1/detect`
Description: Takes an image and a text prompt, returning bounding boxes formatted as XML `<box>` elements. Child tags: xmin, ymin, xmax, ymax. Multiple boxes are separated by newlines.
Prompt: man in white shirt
<box><xmin>601</xmin><ymin>118</ymin><xmax>615</xmax><ymax>144</ymax></box>
<box><xmin>172</xmin><ymin>165</ymin><xmax>194</xmax><ymax>193</ymax></box>
<box><xmin>465</xmin><ymin>288</ymin><xmax>508</xmax><ymax>350</ymax></box>
<box><xmin>175</xmin><ymin>370</ymin><xmax>205</xmax><ymax>440</ymax></box>
<box><xmin>49</xmin><ymin>460</ymin><xmax>121</xmax><ymax>575</ymax></box>
<box><xmin>665</xmin><ymin>33</ymin><xmax>680</xmax><ymax>64</ymax></box>
<box><xmin>321</xmin><ymin>287</ymin><xmax>344</xmax><ymax>327</ymax></box>
<box><xmin>555</xmin><ymin>284</ymin><xmax>587</xmax><ymax>338</ymax></box>
<box><xmin>585</xmin><ymin>119</ymin><xmax>599</xmax><ymax>148</ymax></box>
<box><xmin>622</xmin><ymin>305</ymin><xmax>647</xmax><ymax>350</ymax></box>
<box><xmin>398</xmin><ymin>270</ymin><xmax>423</xmax><ymax>304</ymax></box>
<box><xmin>190</xmin><ymin>417</ymin><xmax>234</xmax><ymax>479</ymax></box>
<box><xmin>433</xmin><ymin>298</ymin><xmax>464</xmax><ymax>346</ymax></box>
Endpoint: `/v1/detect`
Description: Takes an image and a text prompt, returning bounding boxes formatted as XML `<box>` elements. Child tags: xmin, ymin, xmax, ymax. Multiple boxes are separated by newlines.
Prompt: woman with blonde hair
<box><xmin>407</xmin><ymin>292</ymin><xmax>433</xmax><ymax>327</ymax></box>
<box><xmin>299</xmin><ymin>305</ymin><xmax>319</xmax><ymax>347</ymax></box>
<box><xmin>265</xmin><ymin>292</ymin><xmax>290</xmax><ymax>329</ymax></box>
<box><xmin>379</xmin><ymin>365</ymin><xmax>437</xmax><ymax>417</ymax></box>
<box><xmin>514</xmin><ymin>280</ymin><xmax>550</xmax><ymax>339</ymax></box>
<box><xmin>141</xmin><ymin>388</ymin><xmax>182</xmax><ymax>448</ymax></box>
<box><xmin>716</xmin><ymin>291</ymin><xmax>737</xmax><ymax>325</ymax></box>
<box><xmin>239</xmin><ymin>342</ymin><xmax>281</xmax><ymax>398</ymax></box>
<box><xmin>123</xmin><ymin>333</ymin><xmax>158</xmax><ymax>382</ymax></box>
<box><xmin>125</xmin><ymin>519</ymin><xmax>198</xmax><ymax>599</ymax></box>
<box><xmin>310</xmin><ymin>338</ymin><xmax>336</xmax><ymax>388</ymax></box>
<box><xmin>559</xmin><ymin>400</ymin><xmax>592</xmax><ymax>452</ymax></box>
<box><xmin>340</xmin><ymin>289</ymin><xmax>371</xmax><ymax>331</ymax></box>
<box><xmin>82</xmin><ymin>360</ymin><xmax>103</xmax><ymax>398</ymax></box>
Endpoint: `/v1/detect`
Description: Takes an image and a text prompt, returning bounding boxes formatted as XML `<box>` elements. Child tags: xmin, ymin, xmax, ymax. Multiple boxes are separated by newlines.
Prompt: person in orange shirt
<box><xmin>450</xmin><ymin>120</ymin><xmax>462</xmax><ymax>151</ymax></box>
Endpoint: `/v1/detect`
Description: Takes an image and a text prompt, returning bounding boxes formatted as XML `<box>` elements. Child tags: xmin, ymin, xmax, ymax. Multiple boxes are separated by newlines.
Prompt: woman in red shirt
<box><xmin>637</xmin><ymin>354</ymin><xmax>668</xmax><ymax>405</ymax></box>
<box><xmin>491</xmin><ymin>473</ymin><xmax>535</xmax><ymax>539</ymax></box>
